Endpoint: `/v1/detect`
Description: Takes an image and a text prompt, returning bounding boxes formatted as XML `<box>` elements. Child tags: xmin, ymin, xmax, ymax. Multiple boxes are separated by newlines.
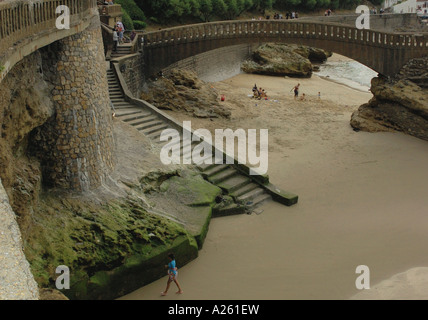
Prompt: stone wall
<box><xmin>162</xmin><ymin>44</ymin><xmax>257</xmax><ymax>83</ymax></box>
<box><xmin>31</xmin><ymin>18</ymin><xmax>115</xmax><ymax>192</ymax></box>
<box><xmin>115</xmin><ymin>53</ymin><xmax>146</xmax><ymax>98</ymax></box>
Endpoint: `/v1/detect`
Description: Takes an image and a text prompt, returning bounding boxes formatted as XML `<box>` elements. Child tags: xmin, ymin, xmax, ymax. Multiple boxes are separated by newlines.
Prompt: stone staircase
<box><xmin>107</xmin><ymin>68</ymin><xmax>273</xmax><ymax>215</ymax></box>
<box><xmin>111</xmin><ymin>43</ymin><xmax>132</xmax><ymax>59</ymax></box>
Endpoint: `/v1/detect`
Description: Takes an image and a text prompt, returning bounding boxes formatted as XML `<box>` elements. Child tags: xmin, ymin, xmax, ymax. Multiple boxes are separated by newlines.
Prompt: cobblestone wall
<box><xmin>32</xmin><ymin>19</ymin><xmax>115</xmax><ymax>192</ymax></box>
<box><xmin>117</xmin><ymin>53</ymin><xmax>145</xmax><ymax>98</ymax></box>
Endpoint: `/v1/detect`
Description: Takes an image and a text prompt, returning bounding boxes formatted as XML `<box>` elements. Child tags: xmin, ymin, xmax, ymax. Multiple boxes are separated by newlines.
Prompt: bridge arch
<box><xmin>142</xmin><ymin>20</ymin><xmax>428</xmax><ymax>78</ymax></box>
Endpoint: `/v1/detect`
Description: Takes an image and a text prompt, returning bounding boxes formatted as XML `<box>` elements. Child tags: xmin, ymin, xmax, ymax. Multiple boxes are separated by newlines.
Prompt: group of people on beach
<box><xmin>249</xmin><ymin>82</ymin><xmax>321</xmax><ymax>103</ymax></box>
<box><xmin>252</xmin><ymin>84</ymin><xmax>268</xmax><ymax>100</ymax></box>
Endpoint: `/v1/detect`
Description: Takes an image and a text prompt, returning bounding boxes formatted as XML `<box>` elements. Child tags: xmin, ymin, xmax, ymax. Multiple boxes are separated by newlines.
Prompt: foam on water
<box><xmin>315</xmin><ymin>59</ymin><xmax>378</xmax><ymax>92</ymax></box>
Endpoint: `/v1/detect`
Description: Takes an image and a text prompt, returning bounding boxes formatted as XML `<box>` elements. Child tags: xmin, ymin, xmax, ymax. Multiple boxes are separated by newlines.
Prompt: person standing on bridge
<box><xmin>113</xmin><ymin>27</ymin><xmax>119</xmax><ymax>52</ymax></box>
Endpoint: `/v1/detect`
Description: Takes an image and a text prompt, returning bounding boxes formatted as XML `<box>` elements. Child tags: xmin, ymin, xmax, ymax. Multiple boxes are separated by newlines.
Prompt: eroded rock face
<box><xmin>351</xmin><ymin>57</ymin><xmax>428</xmax><ymax>141</ymax></box>
<box><xmin>241</xmin><ymin>43</ymin><xmax>332</xmax><ymax>77</ymax></box>
<box><xmin>141</xmin><ymin>68</ymin><xmax>231</xmax><ymax>118</ymax></box>
<box><xmin>0</xmin><ymin>51</ymin><xmax>54</xmax><ymax>231</ymax></box>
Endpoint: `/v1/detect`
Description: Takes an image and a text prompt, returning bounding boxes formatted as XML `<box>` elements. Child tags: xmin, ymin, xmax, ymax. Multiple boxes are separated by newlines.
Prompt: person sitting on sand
<box><xmin>255</xmin><ymin>89</ymin><xmax>262</xmax><ymax>100</ymax></box>
<box><xmin>300</xmin><ymin>93</ymin><xmax>306</xmax><ymax>101</ymax></box>
<box><xmin>260</xmin><ymin>89</ymin><xmax>268</xmax><ymax>100</ymax></box>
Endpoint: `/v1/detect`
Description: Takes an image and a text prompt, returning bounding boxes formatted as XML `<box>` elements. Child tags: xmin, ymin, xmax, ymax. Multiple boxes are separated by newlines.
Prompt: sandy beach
<box><xmin>120</xmin><ymin>57</ymin><xmax>428</xmax><ymax>300</ymax></box>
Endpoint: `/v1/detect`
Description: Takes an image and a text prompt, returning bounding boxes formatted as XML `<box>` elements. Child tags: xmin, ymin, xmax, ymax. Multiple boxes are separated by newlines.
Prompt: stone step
<box><xmin>146</xmin><ymin>126</ymin><xmax>171</xmax><ymax>140</ymax></box>
<box><xmin>237</xmin><ymin>187</ymin><xmax>265</xmax><ymax>203</ymax></box>
<box><xmin>126</xmin><ymin>115</ymin><xmax>159</xmax><ymax>127</ymax></box>
<box><xmin>202</xmin><ymin>164</ymin><xmax>229</xmax><ymax>178</ymax></box>
<box><xmin>113</xmin><ymin>104</ymin><xmax>138</xmax><ymax>109</ymax></box>
<box><xmin>140</xmin><ymin>123</ymin><xmax>169</xmax><ymax>135</ymax></box>
<box><xmin>135</xmin><ymin>119</ymin><xmax>163</xmax><ymax>131</ymax></box>
<box><xmin>207</xmin><ymin>167</ymin><xmax>238</xmax><ymax>185</ymax></box>
<box><xmin>111</xmin><ymin>99</ymin><xmax>128</xmax><ymax>104</ymax></box>
<box><xmin>196</xmin><ymin>160</ymin><xmax>216</xmax><ymax>172</ymax></box>
<box><xmin>246</xmin><ymin>193</ymin><xmax>272</xmax><ymax>209</ymax></box>
<box><xmin>115</xmin><ymin>110</ymin><xmax>145</xmax><ymax>117</ymax></box>
<box><xmin>217</xmin><ymin>174</ymin><xmax>251</xmax><ymax>193</ymax></box>
<box><xmin>119</xmin><ymin>112</ymin><xmax>153</xmax><ymax>123</ymax></box>
<box><xmin>111</xmin><ymin>100</ymin><xmax>131</xmax><ymax>105</ymax></box>
<box><xmin>212</xmin><ymin>203</ymin><xmax>246</xmax><ymax>217</ymax></box>
<box><xmin>179</xmin><ymin>139</ymin><xmax>193</xmax><ymax>151</ymax></box>
<box><xmin>231</xmin><ymin>182</ymin><xmax>259</xmax><ymax>198</ymax></box>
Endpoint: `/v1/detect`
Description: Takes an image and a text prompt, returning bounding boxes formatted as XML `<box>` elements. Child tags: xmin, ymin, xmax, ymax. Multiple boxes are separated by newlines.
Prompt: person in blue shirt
<box><xmin>161</xmin><ymin>253</ymin><xmax>183</xmax><ymax>296</ymax></box>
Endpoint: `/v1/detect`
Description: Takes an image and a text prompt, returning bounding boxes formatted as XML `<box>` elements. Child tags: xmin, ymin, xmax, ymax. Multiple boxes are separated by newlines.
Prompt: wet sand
<box><xmin>120</xmin><ymin>63</ymin><xmax>428</xmax><ymax>300</ymax></box>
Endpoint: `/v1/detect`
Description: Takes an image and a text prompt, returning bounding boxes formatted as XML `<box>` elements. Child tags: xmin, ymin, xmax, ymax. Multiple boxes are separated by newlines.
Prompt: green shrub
<box><xmin>116</xmin><ymin>0</ymin><xmax>146</xmax><ymax>21</ymax></box>
<box><xmin>133</xmin><ymin>20</ymin><xmax>147</xmax><ymax>30</ymax></box>
<box><xmin>121</xmin><ymin>8</ymin><xmax>134</xmax><ymax>30</ymax></box>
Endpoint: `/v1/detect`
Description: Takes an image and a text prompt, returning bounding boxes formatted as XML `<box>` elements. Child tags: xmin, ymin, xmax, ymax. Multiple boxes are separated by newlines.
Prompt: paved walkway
<box><xmin>0</xmin><ymin>178</ymin><xmax>39</xmax><ymax>300</ymax></box>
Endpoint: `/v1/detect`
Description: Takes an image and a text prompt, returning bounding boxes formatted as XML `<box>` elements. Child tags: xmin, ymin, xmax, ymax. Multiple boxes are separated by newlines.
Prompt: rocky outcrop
<box><xmin>351</xmin><ymin>57</ymin><xmax>428</xmax><ymax>141</ymax></box>
<box><xmin>141</xmin><ymin>68</ymin><xmax>231</xmax><ymax>118</ymax></box>
<box><xmin>394</xmin><ymin>57</ymin><xmax>428</xmax><ymax>88</ymax></box>
<box><xmin>241</xmin><ymin>43</ymin><xmax>332</xmax><ymax>77</ymax></box>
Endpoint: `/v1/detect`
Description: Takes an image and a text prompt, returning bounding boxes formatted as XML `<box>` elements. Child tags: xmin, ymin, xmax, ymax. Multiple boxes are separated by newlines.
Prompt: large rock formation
<box><xmin>351</xmin><ymin>57</ymin><xmax>428</xmax><ymax>141</ymax></box>
<box><xmin>241</xmin><ymin>43</ymin><xmax>332</xmax><ymax>77</ymax></box>
<box><xmin>141</xmin><ymin>68</ymin><xmax>231</xmax><ymax>118</ymax></box>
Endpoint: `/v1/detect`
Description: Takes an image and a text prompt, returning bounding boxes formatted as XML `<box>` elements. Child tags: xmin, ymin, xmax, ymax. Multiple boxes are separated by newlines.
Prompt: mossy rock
<box><xmin>161</xmin><ymin>170</ymin><xmax>222</xmax><ymax>207</ymax></box>
<box><xmin>67</xmin><ymin>235</ymin><xmax>197</xmax><ymax>300</ymax></box>
<box><xmin>24</xmin><ymin>194</ymin><xmax>199</xmax><ymax>300</ymax></box>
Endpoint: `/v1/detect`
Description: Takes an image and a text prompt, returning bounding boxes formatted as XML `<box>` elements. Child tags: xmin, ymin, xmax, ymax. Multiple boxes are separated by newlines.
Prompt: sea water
<box><xmin>315</xmin><ymin>59</ymin><xmax>378</xmax><ymax>92</ymax></box>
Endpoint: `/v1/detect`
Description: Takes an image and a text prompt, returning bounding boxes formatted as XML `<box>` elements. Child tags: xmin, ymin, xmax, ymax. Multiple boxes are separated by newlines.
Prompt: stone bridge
<box><xmin>0</xmin><ymin>0</ymin><xmax>99</xmax><ymax>82</ymax></box>
<box><xmin>143</xmin><ymin>20</ymin><xmax>428</xmax><ymax>77</ymax></box>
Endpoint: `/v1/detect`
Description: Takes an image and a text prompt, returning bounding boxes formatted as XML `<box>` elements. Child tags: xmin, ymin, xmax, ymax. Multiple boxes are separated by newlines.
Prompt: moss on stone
<box><xmin>24</xmin><ymin>193</ymin><xmax>198</xmax><ymax>300</ymax></box>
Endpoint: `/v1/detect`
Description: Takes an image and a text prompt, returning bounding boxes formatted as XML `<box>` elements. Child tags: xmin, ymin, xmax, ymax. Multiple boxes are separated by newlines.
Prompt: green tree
<box><xmin>253</xmin><ymin>0</ymin><xmax>275</xmax><ymax>14</ymax></box>
<box><xmin>120</xmin><ymin>8</ymin><xmax>134</xmax><ymax>30</ymax></box>
<box><xmin>115</xmin><ymin>0</ymin><xmax>146</xmax><ymax>21</ymax></box>
<box><xmin>199</xmin><ymin>0</ymin><xmax>214</xmax><ymax>21</ymax></box>
<box><xmin>212</xmin><ymin>0</ymin><xmax>228</xmax><ymax>19</ymax></box>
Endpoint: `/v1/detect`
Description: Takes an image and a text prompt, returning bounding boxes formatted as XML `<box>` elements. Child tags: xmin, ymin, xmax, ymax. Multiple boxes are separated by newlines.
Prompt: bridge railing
<box><xmin>0</xmin><ymin>0</ymin><xmax>98</xmax><ymax>60</ymax></box>
<box><xmin>143</xmin><ymin>20</ymin><xmax>428</xmax><ymax>50</ymax></box>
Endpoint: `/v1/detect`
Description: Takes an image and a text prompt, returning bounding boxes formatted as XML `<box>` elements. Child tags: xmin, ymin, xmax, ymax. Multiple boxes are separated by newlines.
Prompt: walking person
<box><xmin>161</xmin><ymin>253</ymin><xmax>183</xmax><ymax>296</ymax></box>
<box><xmin>291</xmin><ymin>83</ymin><xmax>300</xmax><ymax>99</ymax></box>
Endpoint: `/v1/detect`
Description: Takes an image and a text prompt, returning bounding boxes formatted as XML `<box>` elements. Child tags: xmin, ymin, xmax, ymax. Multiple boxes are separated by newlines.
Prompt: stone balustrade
<box><xmin>144</xmin><ymin>20</ymin><xmax>428</xmax><ymax>49</ymax></box>
<box><xmin>0</xmin><ymin>0</ymin><xmax>98</xmax><ymax>82</ymax></box>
